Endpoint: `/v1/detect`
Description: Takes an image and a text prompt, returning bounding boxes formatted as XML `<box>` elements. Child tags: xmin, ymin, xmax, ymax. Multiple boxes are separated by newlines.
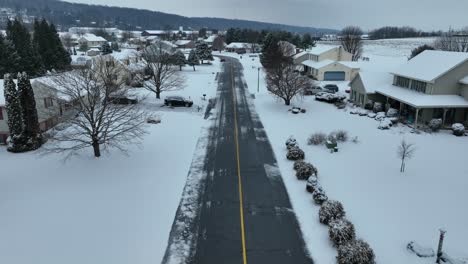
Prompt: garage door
<box><xmin>324</xmin><ymin>71</ymin><xmax>346</xmax><ymax>81</ymax></box>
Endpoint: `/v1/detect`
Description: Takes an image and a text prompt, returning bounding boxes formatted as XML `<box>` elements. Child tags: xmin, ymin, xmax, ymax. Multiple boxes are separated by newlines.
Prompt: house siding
<box><xmin>316</xmin><ymin>63</ymin><xmax>359</xmax><ymax>81</ymax></box>
<box><xmin>0</xmin><ymin>107</ymin><xmax>9</xmax><ymax>144</ymax></box>
<box><xmin>432</xmin><ymin>60</ymin><xmax>468</xmax><ymax>95</ymax></box>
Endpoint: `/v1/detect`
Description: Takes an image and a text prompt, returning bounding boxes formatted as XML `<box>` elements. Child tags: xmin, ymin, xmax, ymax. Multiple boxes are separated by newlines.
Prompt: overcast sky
<box><xmin>66</xmin><ymin>0</ymin><xmax>467</xmax><ymax>31</ymax></box>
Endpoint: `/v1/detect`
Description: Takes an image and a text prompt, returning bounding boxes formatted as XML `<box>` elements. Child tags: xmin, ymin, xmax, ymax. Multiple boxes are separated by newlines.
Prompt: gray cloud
<box><xmin>66</xmin><ymin>0</ymin><xmax>468</xmax><ymax>31</ymax></box>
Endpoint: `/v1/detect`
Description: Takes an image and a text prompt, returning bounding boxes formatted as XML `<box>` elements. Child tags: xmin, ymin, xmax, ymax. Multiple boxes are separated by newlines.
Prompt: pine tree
<box><xmin>301</xmin><ymin>33</ymin><xmax>315</xmax><ymax>50</ymax></box>
<box><xmin>187</xmin><ymin>49</ymin><xmax>199</xmax><ymax>71</ymax></box>
<box><xmin>33</xmin><ymin>19</ymin><xmax>71</xmax><ymax>71</ymax></box>
<box><xmin>172</xmin><ymin>50</ymin><xmax>186</xmax><ymax>71</ymax></box>
<box><xmin>195</xmin><ymin>42</ymin><xmax>213</xmax><ymax>64</ymax></box>
<box><xmin>260</xmin><ymin>33</ymin><xmax>291</xmax><ymax>70</ymax></box>
<box><xmin>17</xmin><ymin>72</ymin><xmax>43</xmax><ymax>151</ymax></box>
<box><xmin>48</xmin><ymin>22</ymin><xmax>72</xmax><ymax>70</ymax></box>
<box><xmin>0</xmin><ymin>33</ymin><xmax>20</xmax><ymax>76</ymax></box>
<box><xmin>3</xmin><ymin>74</ymin><xmax>23</xmax><ymax>151</ymax></box>
<box><xmin>111</xmin><ymin>42</ymin><xmax>120</xmax><ymax>52</ymax></box>
<box><xmin>101</xmin><ymin>42</ymin><xmax>112</xmax><ymax>55</ymax></box>
<box><xmin>6</xmin><ymin>19</ymin><xmax>44</xmax><ymax>76</ymax></box>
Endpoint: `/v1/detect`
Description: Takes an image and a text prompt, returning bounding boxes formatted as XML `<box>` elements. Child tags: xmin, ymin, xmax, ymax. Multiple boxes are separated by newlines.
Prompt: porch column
<box><xmin>415</xmin><ymin>108</ymin><xmax>420</xmax><ymax>128</ymax></box>
<box><xmin>442</xmin><ymin>108</ymin><xmax>449</xmax><ymax>126</ymax></box>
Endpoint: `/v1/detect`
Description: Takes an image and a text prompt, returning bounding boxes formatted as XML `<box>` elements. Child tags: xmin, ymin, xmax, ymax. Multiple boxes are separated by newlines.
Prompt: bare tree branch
<box><xmin>398</xmin><ymin>139</ymin><xmax>416</xmax><ymax>172</ymax></box>
<box><xmin>340</xmin><ymin>26</ymin><xmax>364</xmax><ymax>61</ymax></box>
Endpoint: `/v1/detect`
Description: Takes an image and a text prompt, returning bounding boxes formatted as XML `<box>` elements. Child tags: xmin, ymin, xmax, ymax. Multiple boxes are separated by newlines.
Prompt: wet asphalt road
<box><xmin>164</xmin><ymin>57</ymin><xmax>313</xmax><ymax>264</ymax></box>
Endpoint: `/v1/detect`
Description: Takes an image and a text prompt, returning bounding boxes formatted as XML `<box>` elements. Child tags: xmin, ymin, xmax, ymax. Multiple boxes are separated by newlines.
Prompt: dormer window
<box><xmin>410</xmin><ymin>80</ymin><xmax>427</xmax><ymax>93</ymax></box>
<box><xmin>395</xmin><ymin>76</ymin><xmax>410</xmax><ymax>88</ymax></box>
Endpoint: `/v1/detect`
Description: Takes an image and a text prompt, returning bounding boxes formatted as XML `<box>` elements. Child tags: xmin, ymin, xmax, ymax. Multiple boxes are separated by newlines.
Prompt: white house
<box><xmin>350</xmin><ymin>50</ymin><xmax>468</xmax><ymax>127</ymax></box>
<box><xmin>78</xmin><ymin>33</ymin><xmax>107</xmax><ymax>48</ymax></box>
<box><xmin>294</xmin><ymin>45</ymin><xmax>357</xmax><ymax>81</ymax></box>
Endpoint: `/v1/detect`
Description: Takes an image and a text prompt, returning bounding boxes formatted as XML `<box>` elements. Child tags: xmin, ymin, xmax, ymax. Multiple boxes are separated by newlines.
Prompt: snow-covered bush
<box><xmin>306</xmin><ymin>176</ymin><xmax>319</xmax><ymax>193</ymax></box>
<box><xmin>350</xmin><ymin>109</ymin><xmax>359</xmax><ymax>115</ymax></box>
<box><xmin>329</xmin><ymin>218</ymin><xmax>356</xmax><ymax>247</ymax></box>
<box><xmin>358</xmin><ymin>109</ymin><xmax>369</xmax><ymax>116</ymax></box>
<box><xmin>378</xmin><ymin>119</ymin><xmax>393</xmax><ymax>130</ymax></box>
<box><xmin>287</xmin><ymin>147</ymin><xmax>305</xmax><ymax>161</ymax></box>
<box><xmin>308</xmin><ymin>132</ymin><xmax>327</xmax><ymax>145</ymax></box>
<box><xmin>285</xmin><ymin>136</ymin><xmax>297</xmax><ymax>149</ymax></box>
<box><xmin>337</xmin><ymin>239</ymin><xmax>376</xmax><ymax>264</ymax></box>
<box><xmin>293</xmin><ymin>160</ymin><xmax>306</xmax><ymax>170</ymax></box>
<box><xmin>429</xmin><ymin>119</ymin><xmax>443</xmax><ymax>132</ymax></box>
<box><xmin>375</xmin><ymin>112</ymin><xmax>386</xmax><ymax>121</ymax></box>
<box><xmin>364</xmin><ymin>101</ymin><xmax>374</xmax><ymax>110</ymax></box>
<box><xmin>367</xmin><ymin>112</ymin><xmax>377</xmax><ymax>118</ymax></box>
<box><xmin>316</xmin><ymin>92</ymin><xmax>346</xmax><ymax>103</ymax></box>
<box><xmin>373</xmin><ymin>102</ymin><xmax>383</xmax><ymax>113</ymax></box>
<box><xmin>319</xmin><ymin>200</ymin><xmax>346</xmax><ymax>225</ymax></box>
<box><xmin>331</xmin><ymin>130</ymin><xmax>349</xmax><ymax>142</ymax></box>
<box><xmin>312</xmin><ymin>186</ymin><xmax>328</xmax><ymax>205</ymax></box>
<box><xmin>296</xmin><ymin>162</ymin><xmax>318</xmax><ymax>180</ymax></box>
<box><xmin>451</xmin><ymin>123</ymin><xmax>465</xmax><ymax>136</ymax></box>
<box><xmin>386</xmin><ymin>108</ymin><xmax>399</xmax><ymax>117</ymax></box>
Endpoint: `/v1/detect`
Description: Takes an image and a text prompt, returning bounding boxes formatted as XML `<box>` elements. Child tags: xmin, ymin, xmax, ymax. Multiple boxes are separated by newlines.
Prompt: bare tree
<box><xmin>340</xmin><ymin>26</ymin><xmax>364</xmax><ymax>61</ymax></box>
<box><xmin>142</xmin><ymin>42</ymin><xmax>185</xmax><ymax>99</ymax></box>
<box><xmin>265</xmin><ymin>62</ymin><xmax>312</xmax><ymax>105</ymax></box>
<box><xmin>46</xmin><ymin>57</ymin><xmax>148</xmax><ymax>158</ymax></box>
<box><xmin>433</xmin><ymin>28</ymin><xmax>468</xmax><ymax>52</ymax></box>
<box><xmin>397</xmin><ymin>140</ymin><xmax>416</xmax><ymax>172</ymax></box>
<box><xmin>61</xmin><ymin>33</ymin><xmax>74</xmax><ymax>52</ymax></box>
<box><xmin>120</xmin><ymin>31</ymin><xmax>135</xmax><ymax>43</ymax></box>
<box><xmin>212</xmin><ymin>36</ymin><xmax>225</xmax><ymax>53</ymax></box>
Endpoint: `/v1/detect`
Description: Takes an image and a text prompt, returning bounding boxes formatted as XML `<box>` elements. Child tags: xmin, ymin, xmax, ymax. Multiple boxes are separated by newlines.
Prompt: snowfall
<box><xmin>226</xmin><ymin>37</ymin><xmax>468</xmax><ymax>264</ymax></box>
<box><xmin>1</xmin><ymin>38</ymin><xmax>468</xmax><ymax>264</ymax></box>
<box><xmin>0</xmin><ymin>58</ymin><xmax>220</xmax><ymax>264</ymax></box>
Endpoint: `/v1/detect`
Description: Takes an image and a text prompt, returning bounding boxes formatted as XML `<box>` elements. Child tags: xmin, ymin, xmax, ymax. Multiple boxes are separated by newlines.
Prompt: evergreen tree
<box><xmin>260</xmin><ymin>33</ymin><xmax>291</xmax><ymax>70</ymax></box>
<box><xmin>111</xmin><ymin>42</ymin><xmax>120</xmax><ymax>52</ymax></box>
<box><xmin>6</xmin><ymin>19</ymin><xmax>44</xmax><ymax>76</ymax></box>
<box><xmin>48</xmin><ymin>22</ymin><xmax>72</xmax><ymax>70</ymax></box>
<box><xmin>172</xmin><ymin>50</ymin><xmax>186</xmax><ymax>71</ymax></box>
<box><xmin>195</xmin><ymin>42</ymin><xmax>213</xmax><ymax>64</ymax></box>
<box><xmin>17</xmin><ymin>72</ymin><xmax>43</xmax><ymax>151</ymax></box>
<box><xmin>301</xmin><ymin>33</ymin><xmax>315</xmax><ymax>50</ymax></box>
<box><xmin>0</xmin><ymin>33</ymin><xmax>20</xmax><ymax>76</ymax></box>
<box><xmin>73</xmin><ymin>47</ymin><xmax>77</xmax><ymax>55</ymax></box>
<box><xmin>3</xmin><ymin>74</ymin><xmax>23</xmax><ymax>151</ymax></box>
<box><xmin>33</xmin><ymin>19</ymin><xmax>70</xmax><ymax>71</ymax></box>
<box><xmin>187</xmin><ymin>49</ymin><xmax>199</xmax><ymax>71</ymax></box>
<box><xmin>101</xmin><ymin>42</ymin><xmax>112</xmax><ymax>55</ymax></box>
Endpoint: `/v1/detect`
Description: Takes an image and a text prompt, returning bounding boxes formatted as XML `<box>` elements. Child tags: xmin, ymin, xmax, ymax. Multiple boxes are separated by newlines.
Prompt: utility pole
<box><xmin>257</xmin><ymin>67</ymin><xmax>260</xmax><ymax>93</ymax></box>
<box><xmin>436</xmin><ymin>229</ymin><xmax>446</xmax><ymax>264</ymax></box>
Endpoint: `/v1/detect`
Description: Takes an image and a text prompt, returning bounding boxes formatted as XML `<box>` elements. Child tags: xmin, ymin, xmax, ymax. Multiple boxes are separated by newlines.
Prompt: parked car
<box><xmin>323</xmin><ymin>84</ymin><xmax>339</xmax><ymax>93</ymax></box>
<box><xmin>303</xmin><ymin>85</ymin><xmax>324</xmax><ymax>96</ymax></box>
<box><xmin>220</xmin><ymin>58</ymin><xmax>226</xmax><ymax>62</ymax></box>
<box><xmin>164</xmin><ymin>96</ymin><xmax>194</xmax><ymax>107</ymax></box>
<box><xmin>108</xmin><ymin>96</ymin><xmax>138</xmax><ymax>105</ymax></box>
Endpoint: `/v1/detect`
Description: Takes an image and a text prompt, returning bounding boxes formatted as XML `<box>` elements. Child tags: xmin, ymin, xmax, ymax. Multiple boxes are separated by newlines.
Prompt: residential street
<box><xmin>163</xmin><ymin>57</ymin><xmax>313</xmax><ymax>264</ymax></box>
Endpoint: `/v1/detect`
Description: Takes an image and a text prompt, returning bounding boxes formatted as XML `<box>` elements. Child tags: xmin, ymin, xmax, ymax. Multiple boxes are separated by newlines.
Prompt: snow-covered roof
<box><xmin>226</xmin><ymin>42</ymin><xmax>249</xmax><ymax>49</ymax></box>
<box><xmin>338</xmin><ymin>61</ymin><xmax>361</xmax><ymax>69</ymax></box>
<box><xmin>392</xmin><ymin>50</ymin><xmax>468</xmax><ymax>83</ymax></box>
<box><xmin>302</xmin><ymin>59</ymin><xmax>358</xmax><ymax>70</ymax></box>
<box><xmin>204</xmin><ymin>35</ymin><xmax>217</xmax><ymax>43</ymax></box>
<box><xmin>358</xmin><ymin>72</ymin><xmax>394</xmax><ymax>94</ymax></box>
<box><xmin>376</xmin><ymin>84</ymin><xmax>468</xmax><ymax>108</ymax></box>
<box><xmin>293</xmin><ymin>51</ymin><xmax>308</xmax><ymax>60</ymax></box>
<box><xmin>308</xmin><ymin>45</ymin><xmax>339</xmax><ymax>56</ymax></box>
<box><xmin>460</xmin><ymin>75</ymin><xmax>468</xmax><ymax>85</ymax></box>
<box><xmin>175</xmin><ymin>40</ymin><xmax>192</xmax><ymax>46</ymax></box>
<box><xmin>79</xmin><ymin>33</ymin><xmax>107</xmax><ymax>42</ymax></box>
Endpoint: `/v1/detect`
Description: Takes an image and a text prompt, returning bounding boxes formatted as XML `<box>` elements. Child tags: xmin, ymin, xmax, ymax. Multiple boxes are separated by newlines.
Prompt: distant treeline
<box><xmin>369</xmin><ymin>26</ymin><xmax>441</xmax><ymax>40</ymax></box>
<box><xmin>225</xmin><ymin>28</ymin><xmax>315</xmax><ymax>49</ymax></box>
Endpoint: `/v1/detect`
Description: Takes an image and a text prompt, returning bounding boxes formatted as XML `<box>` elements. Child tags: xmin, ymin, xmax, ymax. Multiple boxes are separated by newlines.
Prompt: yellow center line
<box><xmin>231</xmin><ymin>64</ymin><xmax>248</xmax><ymax>264</ymax></box>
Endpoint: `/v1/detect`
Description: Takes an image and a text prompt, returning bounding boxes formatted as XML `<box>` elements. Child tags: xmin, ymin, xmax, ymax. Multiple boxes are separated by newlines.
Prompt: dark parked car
<box><xmin>108</xmin><ymin>96</ymin><xmax>138</xmax><ymax>105</ymax></box>
<box><xmin>323</xmin><ymin>84</ymin><xmax>339</xmax><ymax>93</ymax></box>
<box><xmin>164</xmin><ymin>96</ymin><xmax>193</xmax><ymax>107</ymax></box>
<box><xmin>220</xmin><ymin>58</ymin><xmax>226</xmax><ymax>62</ymax></box>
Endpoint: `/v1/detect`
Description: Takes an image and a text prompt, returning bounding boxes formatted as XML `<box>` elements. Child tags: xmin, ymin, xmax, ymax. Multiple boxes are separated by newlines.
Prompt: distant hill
<box><xmin>0</xmin><ymin>0</ymin><xmax>337</xmax><ymax>34</ymax></box>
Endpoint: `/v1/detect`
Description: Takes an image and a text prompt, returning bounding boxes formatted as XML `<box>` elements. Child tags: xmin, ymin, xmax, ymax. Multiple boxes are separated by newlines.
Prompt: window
<box><xmin>395</xmin><ymin>76</ymin><xmax>410</xmax><ymax>88</ymax></box>
<box><xmin>410</xmin><ymin>80</ymin><xmax>427</xmax><ymax>93</ymax></box>
<box><xmin>44</xmin><ymin>98</ymin><xmax>54</xmax><ymax>108</ymax></box>
<box><xmin>0</xmin><ymin>107</ymin><xmax>3</xmax><ymax>120</ymax></box>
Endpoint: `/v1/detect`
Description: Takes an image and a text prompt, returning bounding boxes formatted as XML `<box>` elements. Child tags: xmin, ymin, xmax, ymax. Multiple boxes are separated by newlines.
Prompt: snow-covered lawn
<box><xmin>228</xmin><ymin>44</ymin><xmax>468</xmax><ymax>263</ymax></box>
<box><xmin>0</xmin><ymin>60</ymin><xmax>220</xmax><ymax>264</ymax></box>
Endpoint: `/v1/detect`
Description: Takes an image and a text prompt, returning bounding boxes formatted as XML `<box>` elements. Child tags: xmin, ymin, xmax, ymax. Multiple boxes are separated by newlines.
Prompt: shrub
<box><xmin>308</xmin><ymin>132</ymin><xmax>327</xmax><ymax>145</ymax></box>
<box><xmin>374</xmin><ymin>112</ymin><xmax>386</xmax><ymax>121</ymax></box>
<box><xmin>312</xmin><ymin>186</ymin><xmax>328</xmax><ymax>205</ymax></box>
<box><xmin>285</xmin><ymin>136</ymin><xmax>298</xmax><ymax>149</ymax></box>
<box><xmin>319</xmin><ymin>200</ymin><xmax>346</xmax><ymax>225</ymax></box>
<box><xmin>296</xmin><ymin>162</ymin><xmax>318</xmax><ymax>180</ymax></box>
<box><xmin>428</xmin><ymin>119</ymin><xmax>443</xmax><ymax>132</ymax></box>
<box><xmin>364</xmin><ymin>100</ymin><xmax>374</xmax><ymax>110</ymax></box>
<box><xmin>327</xmin><ymin>134</ymin><xmax>338</xmax><ymax>144</ymax></box>
<box><xmin>386</xmin><ymin>108</ymin><xmax>399</xmax><ymax>117</ymax></box>
<box><xmin>372</xmin><ymin>102</ymin><xmax>383</xmax><ymax>113</ymax></box>
<box><xmin>378</xmin><ymin>119</ymin><xmax>392</xmax><ymax>130</ymax></box>
<box><xmin>332</xmin><ymin>130</ymin><xmax>349</xmax><ymax>142</ymax></box>
<box><xmin>337</xmin><ymin>239</ymin><xmax>376</xmax><ymax>264</ymax></box>
<box><xmin>452</xmin><ymin>123</ymin><xmax>465</xmax><ymax>136</ymax></box>
<box><xmin>306</xmin><ymin>176</ymin><xmax>319</xmax><ymax>193</ymax></box>
<box><xmin>286</xmin><ymin>147</ymin><xmax>305</xmax><ymax>161</ymax></box>
<box><xmin>329</xmin><ymin>218</ymin><xmax>356</xmax><ymax>247</ymax></box>
<box><xmin>293</xmin><ymin>160</ymin><xmax>306</xmax><ymax>170</ymax></box>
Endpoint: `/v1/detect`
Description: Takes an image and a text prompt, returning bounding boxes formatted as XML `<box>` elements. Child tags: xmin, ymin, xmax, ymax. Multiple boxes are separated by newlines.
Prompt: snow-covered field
<box><xmin>226</xmin><ymin>38</ymin><xmax>468</xmax><ymax>264</ymax></box>
<box><xmin>0</xmin><ymin>60</ymin><xmax>220</xmax><ymax>264</ymax></box>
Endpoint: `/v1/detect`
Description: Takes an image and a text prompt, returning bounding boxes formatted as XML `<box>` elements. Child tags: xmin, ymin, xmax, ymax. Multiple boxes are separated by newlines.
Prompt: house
<box><xmin>349</xmin><ymin>71</ymin><xmax>393</xmax><ymax>106</ymax></box>
<box><xmin>294</xmin><ymin>45</ymin><xmax>357</xmax><ymax>81</ymax></box>
<box><xmin>225</xmin><ymin>42</ymin><xmax>249</xmax><ymax>53</ymax></box>
<box><xmin>86</xmin><ymin>48</ymin><xmax>101</xmax><ymax>56</ymax></box>
<box><xmin>350</xmin><ymin>50</ymin><xmax>468</xmax><ymax>127</ymax></box>
<box><xmin>174</xmin><ymin>40</ymin><xmax>195</xmax><ymax>49</ymax></box>
<box><xmin>78</xmin><ymin>33</ymin><xmax>107</xmax><ymax>48</ymax></box>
